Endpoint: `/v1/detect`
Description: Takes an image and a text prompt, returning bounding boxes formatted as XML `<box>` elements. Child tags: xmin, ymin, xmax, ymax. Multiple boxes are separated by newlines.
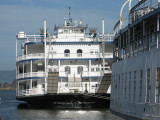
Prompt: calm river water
<box><xmin>0</xmin><ymin>90</ymin><xmax>125</xmax><ymax>120</ymax></box>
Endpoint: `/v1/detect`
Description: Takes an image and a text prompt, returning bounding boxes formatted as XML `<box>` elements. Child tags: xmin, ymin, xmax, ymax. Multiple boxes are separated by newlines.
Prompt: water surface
<box><xmin>0</xmin><ymin>90</ymin><xmax>124</xmax><ymax>120</ymax></box>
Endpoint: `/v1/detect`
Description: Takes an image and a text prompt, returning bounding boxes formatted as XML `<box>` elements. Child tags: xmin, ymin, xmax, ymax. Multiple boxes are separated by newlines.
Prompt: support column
<box><xmin>30</xmin><ymin>60</ymin><xmax>32</xmax><ymax>91</ymax></box>
<box><xmin>58</xmin><ymin>60</ymin><xmax>60</xmax><ymax>72</ymax></box>
<box><xmin>18</xmin><ymin>63</ymin><xmax>19</xmax><ymax>79</ymax></box>
<box><xmin>123</xmin><ymin>33</ymin><xmax>125</xmax><ymax>59</ymax></box>
<box><xmin>126</xmin><ymin>31</ymin><xmax>128</xmax><ymax>58</ymax></box>
<box><xmin>128</xmin><ymin>28</ymin><xmax>131</xmax><ymax>57</ymax></box>
<box><xmin>119</xmin><ymin>35</ymin><xmax>121</xmax><ymax>59</ymax></box>
<box><xmin>30</xmin><ymin>79</ymin><xmax>32</xmax><ymax>91</ymax></box>
<box><xmin>102</xmin><ymin>19</ymin><xmax>105</xmax><ymax>72</ymax></box>
<box><xmin>23</xmin><ymin>62</ymin><xmax>24</xmax><ymax>78</ymax></box>
<box><xmin>133</xmin><ymin>26</ymin><xmax>135</xmax><ymax>56</ymax></box>
<box><xmin>89</xmin><ymin>60</ymin><xmax>91</xmax><ymax>93</ymax></box>
<box><xmin>26</xmin><ymin>45</ymin><xmax>27</xmax><ymax>55</ymax></box>
<box><xmin>157</xmin><ymin>13</ymin><xmax>159</xmax><ymax>49</ymax></box>
<box><xmin>17</xmin><ymin>81</ymin><xmax>19</xmax><ymax>96</ymax></box>
<box><xmin>61</xmin><ymin>78</ymin><xmax>62</xmax><ymax>93</ymax></box>
<box><xmin>143</xmin><ymin>20</ymin><xmax>145</xmax><ymax>52</ymax></box>
<box><xmin>44</xmin><ymin>19</ymin><xmax>47</xmax><ymax>94</ymax></box>
<box><xmin>30</xmin><ymin>60</ymin><xmax>32</xmax><ymax>77</ymax></box>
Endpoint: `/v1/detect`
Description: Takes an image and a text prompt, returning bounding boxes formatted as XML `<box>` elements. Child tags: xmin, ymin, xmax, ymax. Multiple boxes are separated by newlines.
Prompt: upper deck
<box><xmin>113</xmin><ymin>0</ymin><xmax>160</xmax><ymax>63</ymax></box>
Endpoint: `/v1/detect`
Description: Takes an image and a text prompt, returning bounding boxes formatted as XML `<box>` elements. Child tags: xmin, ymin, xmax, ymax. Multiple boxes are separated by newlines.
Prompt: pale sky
<box><xmin>0</xmin><ymin>0</ymin><xmax>138</xmax><ymax>70</ymax></box>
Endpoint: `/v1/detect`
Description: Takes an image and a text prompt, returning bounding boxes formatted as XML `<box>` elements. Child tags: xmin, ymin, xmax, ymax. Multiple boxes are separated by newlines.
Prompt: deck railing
<box><xmin>113</xmin><ymin>33</ymin><xmax>160</xmax><ymax>62</ymax></box>
<box><xmin>17</xmin><ymin>32</ymin><xmax>114</xmax><ymax>43</ymax></box>
<box><xmin>114</xmin><ymin>0</ymin><xmax>159</xmax><ymax>35</ymax></box>
<box><xmin>17</xmin><ymin>53</ymin><xmax>113</xmax><ymax>61</ymax></box>
<box><xmin>16</xmin><ymin>53</ymin><xmax>44</xmax><ymax>61</ymax></box>
<box><xmin>17</xmin><ymin>70</ymin><xmax>103</xmax><ymax>80</ymax></box>
<box><xmin>17</xmin><ymin>72</ymin><xmax>45</xmax><ymax>79</ymax></box>
<box><xmin>18</xmin><ymin>88</ymin><xmax>45</xmax><ymax>97</ymax></box>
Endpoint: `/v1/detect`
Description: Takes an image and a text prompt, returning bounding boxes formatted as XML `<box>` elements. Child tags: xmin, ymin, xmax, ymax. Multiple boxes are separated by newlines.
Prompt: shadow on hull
<box><xmin>17</xmin><ymin>93</ymin><xmax>110</xmax><ymax>109</ymax></box>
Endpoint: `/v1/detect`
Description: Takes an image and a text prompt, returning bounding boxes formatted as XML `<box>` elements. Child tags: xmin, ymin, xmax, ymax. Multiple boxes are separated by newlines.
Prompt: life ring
<box><xmin>32</xmin><ymin>89</ymin><xmax>36</xmax><ymax>94</ymax></box>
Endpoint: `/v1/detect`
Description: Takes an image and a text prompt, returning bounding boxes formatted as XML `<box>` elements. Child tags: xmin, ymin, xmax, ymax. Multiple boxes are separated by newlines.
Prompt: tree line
<box><xmin>0</xmin><ymin>80</ymin><xmax>16</xmax><ymax>89</ymax></box>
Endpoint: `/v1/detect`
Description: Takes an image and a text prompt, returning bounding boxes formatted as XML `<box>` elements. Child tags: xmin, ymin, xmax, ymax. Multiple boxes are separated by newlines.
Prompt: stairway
<box><xmin>96</xmin><ymin>73</ymin><xmax>111</xmax><ymax>93</ymax></box>
<box><xmin>47</xmin><ymin>72</ymin><xmax>59</xmax><ymax>94</ymax></box>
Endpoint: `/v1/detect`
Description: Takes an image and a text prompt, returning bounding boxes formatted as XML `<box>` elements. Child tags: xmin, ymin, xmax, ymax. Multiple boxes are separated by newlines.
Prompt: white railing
<box><xmin>49</xmin><ymin>53</ymin><xmax>113</xmax><ymax>59</ymax></box>
<box><xmin>17</xmin><ymin>32</ymin><xmax>114</xmax><ymax>43</ymax></box>
<box><xmin>59</xmin><ymin>71</ymin><xmax>102</xmax><ymax>78</ymax></box>
<box><xmin>114</xmin><ymin>0</ymin><xmax>159</xmax><ymax>35</ymax></box>
<box><xmin>17</xmin><ymin>32</ymin><xmax>44</xmax><ymax>42</ymax></box>
<box><xmin>17</xmin><ymin>53</ymin><xmax>113</xmax><ymax>61</ymax></box>
<box><xmin>17</xmin><ymin>70</ymin><xmax>103</xmax><ymax>79</ymax></box>
<box><xmin>17</xmin><ymin>72</ymin><xmax>45</xmax><ymax>79</ymax></box>
<box><xmin>18</xmin><ymin>88</ymin><xmax>45</xmax><ymax>97</ymax></box>
<box><xmin>98</xmin><ymin>33</ymin><xmax>114</xmax><ymax>42</ymax></box>
<box><xmin>16</xmin><ymin>53</ymin><xmax>44</xmax><ymax>61</ymax></box>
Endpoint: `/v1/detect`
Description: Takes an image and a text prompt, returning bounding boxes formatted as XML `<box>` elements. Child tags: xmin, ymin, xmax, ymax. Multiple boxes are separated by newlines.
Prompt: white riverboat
<box><xmin>16</xmin><ymin>10</ymin><xmax>113</xmax><ymax>106</ymax></box>
<box><xmin>111</xmin><ymin>0</ymin><xmax>160</xmax><ymax>119</ymax></box>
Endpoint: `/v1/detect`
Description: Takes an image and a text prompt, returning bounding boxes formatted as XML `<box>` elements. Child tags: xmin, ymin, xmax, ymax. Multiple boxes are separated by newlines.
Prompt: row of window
<box><xmin>64</xmin><ymin>49</ymin><xmax>82</xmax><ymax>53</ymax></box>
<box><xmin>112</xmin><ymin>68</ymin><xmax>160</xmax><ymax>104</ymax></box>
<box><xmin>58</xmin><ymin>29</ymin><xmax>84</xmax><ymax>34</ymax></box>
<box><xmin>64</xmin><ymin>49</ymin><xmax>99</xmax><ymax>54</ymax></box>
<box><xmin>65</xmin><ymin>66</ymin><xmax>100</xmax><ymax>74</ymax></box>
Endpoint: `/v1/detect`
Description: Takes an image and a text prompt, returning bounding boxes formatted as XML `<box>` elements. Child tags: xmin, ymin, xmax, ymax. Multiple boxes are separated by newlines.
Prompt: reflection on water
<box><xmin>0</xmin><ymin>90</ymin><xmax>124</xmax><ymax>120</ymax></box>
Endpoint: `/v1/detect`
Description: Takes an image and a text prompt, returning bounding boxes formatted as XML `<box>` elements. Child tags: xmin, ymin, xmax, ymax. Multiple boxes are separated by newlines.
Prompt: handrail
<box><xmin>17</xmin><ymin>72</ymin><xmax>45</xmax><ymax>79</ymax></box>
<box><xmin>114</xmin><ymin>0</ymin><xmax>159</xmax><ymax>35</ymax></box>
<box><xmin>130</xmin><ymin>0</ymin><xmax>147</xmax><ymax>12</ymax></box>
<box><xmin>18</xmin><ymin>88</ymin><xmax>45</xmax><ymax>96</ymax></box>
<box><xmin>17</xmin><ymin>32</ymin><xmax>114</xmax><ymax>43</ymax></box>
<box><xmin>16</xmin><ymin>53</ymin><xmax>113</xmax><ymax>61</ymax></box>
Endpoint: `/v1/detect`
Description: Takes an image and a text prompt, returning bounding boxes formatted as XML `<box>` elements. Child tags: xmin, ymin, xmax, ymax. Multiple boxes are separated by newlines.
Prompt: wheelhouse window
<box><xmin>77</xmin><ymin>49</ymin><xmax>82</xmax><ymax>57</ymax></box>
<box><xmin>65</xmin><ymin>66</ymin><xmax>71</xmax><ymax>74</ymax></box>
<box><xmin>64</xmin><ymin>49</ymin><xmax>70</xmax><ymax>57</ymax></box>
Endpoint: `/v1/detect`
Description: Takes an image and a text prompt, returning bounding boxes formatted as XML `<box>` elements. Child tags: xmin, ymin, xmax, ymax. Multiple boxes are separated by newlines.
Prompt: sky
<box><xmin>0</xmin><ymin>0</ymin><xmax>138</xmax><ymax>71</ymax></box>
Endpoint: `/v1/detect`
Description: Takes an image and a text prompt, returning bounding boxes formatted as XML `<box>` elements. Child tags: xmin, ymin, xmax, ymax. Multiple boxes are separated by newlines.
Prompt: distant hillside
<box><xmin>0</xmin><ymin>69</ymin><xmax>16</xmax><ymax>84</ymax></box>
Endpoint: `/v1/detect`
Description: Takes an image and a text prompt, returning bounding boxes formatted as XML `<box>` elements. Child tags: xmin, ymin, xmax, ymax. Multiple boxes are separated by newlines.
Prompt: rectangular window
<box><xmin>116</xmin><ymin>75</ymin><xmax>118</xmax><ymax>100</ymax></box>
<box><xmin>139</xmin><ymin>70</ymin><xmax>143</xmax><ymax>102</ymax></box>
<box><xmin>156</xmin><ymin>68</ymin><xmax>160</xmax><ymax>103</ymax></box>
<box><xmin>129</xmin><ymin>72</ymin><xmax>131</xmax><ymax>102</ymax></box>
<box><xmin>146</xmin><ymin>69</ymin><xmax>151</xmax><ymax>102</ymax></box>
<box><xmin>118</xmin><ymin>74</ymin><xmax>120</xmax><ymax>100</ymax></box>
<box><xmin>121</xmin><ymin>73</ymin><xmax>123</xmax><ymax>100</ymax></box>
<box><xmin>125</xmin><ymin>72</ymin><xmax>127</xmax><ymax>100</ymax></box>
<box><xmin>133</xmin><ymin>71</ymin><xmax>136</xmax><ymax>102</ymax></box>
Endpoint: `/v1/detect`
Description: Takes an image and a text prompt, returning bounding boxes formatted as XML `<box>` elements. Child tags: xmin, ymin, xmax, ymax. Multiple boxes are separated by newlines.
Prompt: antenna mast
<box><xmin>69</xmin><ymin>7</ymin><xmax>72</xmax><ymax>24</ymax></box>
